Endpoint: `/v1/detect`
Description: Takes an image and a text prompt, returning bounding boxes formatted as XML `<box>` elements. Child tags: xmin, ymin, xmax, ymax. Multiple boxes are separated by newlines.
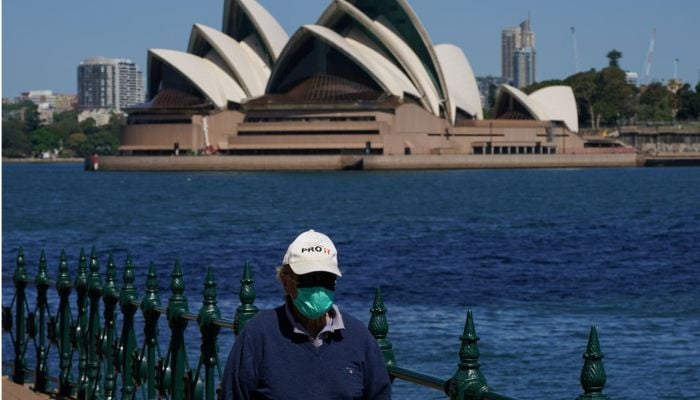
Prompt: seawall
<box><xmin>91</xmin><ymin>153</ymin><xmax>641</xmax><ymax>171</ymax></box>
<box><xmin>2</xmin><ymin>158</ymin><xmax>83</xmax><ymax>164</ymax></box>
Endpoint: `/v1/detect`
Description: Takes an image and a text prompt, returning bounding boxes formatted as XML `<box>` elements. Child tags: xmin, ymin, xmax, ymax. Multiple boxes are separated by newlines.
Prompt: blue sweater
<box><xmin>222</xmin><ymin>305</ymin><xmax>392</xmax><ymax>400</ymax></box>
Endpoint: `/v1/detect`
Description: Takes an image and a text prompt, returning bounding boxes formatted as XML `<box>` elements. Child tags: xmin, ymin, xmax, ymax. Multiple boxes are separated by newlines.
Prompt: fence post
<box><xmin>86</xmin><ymin>248</ymin><xmax>104</xmax><ymax>399</ymax></box>
<box><xmin>119</xmin><ymin>255</ymin><xmax>138</xmax><ymax>400</ymax></box>
<box><xmin>141</xmin><ymin>262</ymin><xmax>161</xmax><ymax>400</ymax></box>
<box><xmin>446</xmin><ymin>310</ymin><xmax>489</xmax><ymax>400</ymax></box>
<box><xmin>75</xmin><ymin>248</ymin><xmax>89</xmax><ymax>399</ymax></box>
<box><xmin>234</xmin><ymin>261</ymin><xmax>258</xmax><ymax>336</ymax></box>
<box><xmin>56</xmin><ymin>250</ymin><xmax>75</xmax><ymax>397</ymax></box>
<box><xmin>102</xmin><ymin>254</ymin><xmax>120</xmax><ymax>400</ymax></box>
<box><xmin>33</xmin><ymin>250</ymin><xmax>50</xmax><ymax>392</ymax></box>
<box><xmin>577</xmin><ymin>326</ymin><xmax>608</xmax><ymax>400</ymax></box>
<box><xmin>368</xmin><ymin>287</ymin><xmax>396</xmax><ymax>368</ymax></box>
<box><xmin>13</xmin><ymin>247</ymin><xmax>28</xmax><ymax>384</ymax></box>
<box><xmin>167</xmin><ymin>260</ymin><xmax>190</xmax><ymax>400</ymax></box>
<box><xmin>197</xmin><ymin>267</ymin><xmax>221</xmax><ymax>400</ymax></box>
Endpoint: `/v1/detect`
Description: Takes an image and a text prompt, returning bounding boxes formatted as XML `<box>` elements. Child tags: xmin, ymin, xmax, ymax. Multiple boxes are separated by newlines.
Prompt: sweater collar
<box><xmin>284</xmin><ymin>302</ymin><xmax>345</xmax><ymax>339</ymax></box>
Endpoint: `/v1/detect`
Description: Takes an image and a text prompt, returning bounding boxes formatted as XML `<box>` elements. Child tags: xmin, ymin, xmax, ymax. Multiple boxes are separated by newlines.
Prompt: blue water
<box><xmin>2</xmin><ymin>163</ymin><xmax>700</xmax><ymax>399</ymax></box>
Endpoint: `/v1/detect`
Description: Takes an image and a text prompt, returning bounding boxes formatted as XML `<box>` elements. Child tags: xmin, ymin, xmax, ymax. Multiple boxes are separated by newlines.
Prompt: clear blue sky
<box><xmin>2</xmin><ymin>0</ymin><xmax>699</xmax><ymax>98</ymax></box>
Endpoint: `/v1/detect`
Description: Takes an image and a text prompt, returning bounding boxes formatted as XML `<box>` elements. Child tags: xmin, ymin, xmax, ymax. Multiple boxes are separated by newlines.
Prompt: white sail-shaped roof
<box><xmin>496</xmin><ymin>84</ymin><xmax>546</xmax><ymax>120</ymax></box>
<box><xmin>188</xmin><ymin>24</ymin><xmax>268</xmax><ymax>97</ymax></box>
<box><xmin>222</xmin><ymin>0</ymin><xmax>288</xmax><ymax>64</ymax></box>
<box><xmin>344</xmin><ymin>0</ymin><xmax>452</xmax><ymax>119</ymax></box>
<box><xmin>435</xmin><ymin>44</ymin><xmax>483</xmax><ymax>122</ymax></box>
<box><xmin>148</xmin><ymin>49</ymin><xmax>246</xmax><ymax>109</ymax></box>
<box><xmin>530</xmin><ymin>86</ymin><xmax>579</xmax><ymax>133</ymax></box>
<box><xmin>344</xmin><ymin>37</ymin><xmax>421</xmax><ymax>99</ymax></box>
<box><xmin>317</xmin><ymin>0</ymin><xmax>441</xmax><ymax>116</ymax></box>
<box><xmin>267</xmin><ymin>24</ymin><xmax>418</xmax><ymax>100</ymax></box>
<box><xmin>495</xmin><ymin>84</ymin><xmax>579</xmax><ymax>133</ymax></box>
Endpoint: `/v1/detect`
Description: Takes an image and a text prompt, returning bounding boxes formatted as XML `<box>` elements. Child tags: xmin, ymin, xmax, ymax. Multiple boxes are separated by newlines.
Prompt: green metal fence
<box><xmin>2</xmin><ymin>248</ymin><xmax>610</xmax><ymax>399</ymax></box>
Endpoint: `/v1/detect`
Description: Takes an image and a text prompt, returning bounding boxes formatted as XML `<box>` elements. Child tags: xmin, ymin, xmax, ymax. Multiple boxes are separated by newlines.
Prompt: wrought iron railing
<box><xmin>2</xmin><ymin>248</ymin><xmax>610</xmax><ymax>399</ymax></box>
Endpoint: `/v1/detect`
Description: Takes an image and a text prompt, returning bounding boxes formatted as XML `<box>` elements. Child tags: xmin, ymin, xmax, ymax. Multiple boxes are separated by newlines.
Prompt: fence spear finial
<box><xmin>446</xmin><ymin>310</ymin><xmax>489</xmax><ymax>399</ymax></box>
<box><xmin>578</xmin><ymin>325</ymin><xmax>608</xmax><ymax>400</ymax></box>
<box><xmin>234</xmin><ymin>261</ymin><xmax>258</xmax><ymax>336</ymax></box>
<box><xmin>369</xmin><ymin>287</ymin><xmax>395</xmax><ymax>367</ymax></box>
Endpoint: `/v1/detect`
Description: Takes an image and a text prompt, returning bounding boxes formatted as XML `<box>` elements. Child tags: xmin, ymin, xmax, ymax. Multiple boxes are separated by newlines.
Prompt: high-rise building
<box><xmin>513</xmin><ymin>47</ymin><xmax>536</xmax><ymax>89</ymax></box>
<box><xmin>501</xmin><ymin>15</ymin><xmax>536</xmax><ymax>88</ymax></box>
<box><xmin>501</xmin><ymin>27</ymin><xmax>520</xmax><ymax>83</ymax></box>
<box><xmin>77</xmin><ymin>57</ymin><xmax>144</xmax><ymax>111</ymax></box>
<box><xmin>519</xmin><ymin>18</ymin><xmax>535</xmax><ymax>49</ymax></box>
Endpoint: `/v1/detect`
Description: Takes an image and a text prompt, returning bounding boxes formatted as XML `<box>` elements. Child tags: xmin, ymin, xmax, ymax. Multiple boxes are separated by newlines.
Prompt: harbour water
<box><xmin>2</xmin><ymin>163</ymin><xmax>699</xmax><ymax>399</ymax></box>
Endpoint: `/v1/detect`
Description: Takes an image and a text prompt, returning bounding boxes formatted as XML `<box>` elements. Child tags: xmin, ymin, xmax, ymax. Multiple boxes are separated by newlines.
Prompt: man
<box><xmin>222</xmin><ymin>230</ymin><xmax>392</xmax><ymax>400</ymax></box>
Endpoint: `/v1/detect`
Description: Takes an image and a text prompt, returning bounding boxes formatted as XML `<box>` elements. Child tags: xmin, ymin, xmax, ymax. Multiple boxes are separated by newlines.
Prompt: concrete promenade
<box><xmin>92</xmin><ymin>153</ymin><xmax>641</xmax><ymax>171</ymax></box>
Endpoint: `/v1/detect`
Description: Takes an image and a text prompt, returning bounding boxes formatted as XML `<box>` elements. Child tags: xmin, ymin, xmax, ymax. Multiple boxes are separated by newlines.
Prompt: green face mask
<box><xmin>292</xmin><ymin>287</ymin><xmax>335</xmax><ymax>320</ymax></box>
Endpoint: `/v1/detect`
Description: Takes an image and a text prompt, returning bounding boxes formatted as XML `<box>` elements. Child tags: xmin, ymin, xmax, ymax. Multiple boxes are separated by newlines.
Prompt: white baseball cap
<box><xmin>283</xmin><ymin>230</ymin><xmax>341</xmax><ymax>277</ymax></box>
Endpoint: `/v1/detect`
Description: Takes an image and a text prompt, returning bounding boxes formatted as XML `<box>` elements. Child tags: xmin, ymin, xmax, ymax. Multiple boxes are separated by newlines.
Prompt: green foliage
<box><xmin>2</xmin><ymin>121</ymin><xmax>33</xmax><ymax>157</ymax></box>
<box><xmin>2</xmin><ymin>108</ymin><xmax>122</xmax><ymax>158</ymax></box>
<box><xmin>79</xmin><ymin>118</ymin><xmax>100</xmax><ymax>135</ymax></box>
<box><xmin>23</xmin><ymin>103</ymin><xmax>42</xmax><ymax>133</ymax></box>
<box><xmin>523</xmin><ymin>79</ymin><xmax>564</xmax><ymax>94</ymax></box>
<box><xmin>3</xmin><ymin>100</ymin><xmax>41</xmax><ymax>132</ymax></box>
<box><xmin>676</xmin><ymin>84</ymin><xmax>700</xmax><ymax>120</ymax></box>
<box><xmin>52</xmin><ymin>110</ymin><xmax>81</xmax><ymax>139</ymax></box>
<box><xmin>638</xmin><ymin>83</ymin><xmax>676</xmax><ymax>121</ymax></box>
<box><xmin>594</xmin><ymin>66</ymin><xmax>637</xmax><ymax>126</ymax></box>
<box><xmin>565</xmin><ymin>70</ymin><xmax>598</xmax><ymax>128</ymax></box>
<box><xmin>524</xmin><ymin>50</ymin><xmax>700</xmax><ymax>127</ymax></box>
<box><xmin>606</xmin><ymin>50</ymin><xmax>623</xmax><ymax>68</ymax></box>
<box><xmin>77</xmin><ymin>130</ymin><xmax>120</xmax><ymax>157</ymax></box>
<box><xmin>29</xmin><ymin>128</ymin><xmax>62</xmax><ymax>154</ymax></box>
<box><xmin>53</xmin><ymin>109</ymin><xmax>80</xmax><ymax>123</ymax></box>
<box><xmin>108</xmin><ymin>114</ymin><xmax>126</xmax><ymax>136</ymax></box>
<box><xmin>67</xmin><ymin>132</ymin><xmax>88</xmax><ymax>149</ymax></box>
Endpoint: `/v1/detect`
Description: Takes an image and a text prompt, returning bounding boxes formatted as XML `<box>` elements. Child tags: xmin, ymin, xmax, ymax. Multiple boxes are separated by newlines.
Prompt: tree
<box><xmin>52</xmin><ymin>110</ymin><xmax>81</xmax><ymax>140</ymax></box>
<box><xmin>53</xmin><ymin>109</ymin><xmax>80</xmax><ymax>124</ymax></box>
<box><xmin>522</xmin><ymin>79</ymin><xmax>565</xmax><ymax>94</ymax></box>
<box><xmin>62</xmin><ymin>132</ymin><xmax>88</xmax><ymax>157</ymax></box>
<box><xmin>676</xmin><ymin>84</ymin><xmax>700</xmax><ymax>120</ymax></box>
<box><xmin>77</xmin><ymin>130</ymin><xmax>119</xmax><ymax>157</ymax></box>
<box><xmin>638</xmin><ymin>83</ymin><xmax>675</xmax><ymax>121</ymax></box>
<box><xmin>606</xmin><ymin>50</ymin><xmax>623</xmax><ymax>68</ymax></box>
<box><xmin>29</xmin><ymin>127</ymin><xmax>62</xmax><ymax>155</ymax></box>
<box><xmin>565</xmin><ymin>70</ymin><xmax>598</xmax><ymax>128</ymax></box>
<box><xmin>593</xmin><ymin>65</ymin><xmax>637</xmax><ymax>127</ymax></box>
<box><xmin>2</xmin><ymin>121</ymin><xmax>33</xmax><ymax>157</ymax></box>
<box><xmin>108</xmin><ymin>113</ymin><xmax>126</xmax><ymax>137</ymax></box>
<box><xmin>79</xmin><ymin>117</ymin><xmax>100</xmax><ymax>135</ymax></box>
<box><xmin>22</xmin><ymin>102</ymin><xmax>42</xmax><ymax>132</ymax></box>
<box><xmin>67</xmin><ymin>132</ymin><xmax>88</xmax><ymax>149</ymax></box>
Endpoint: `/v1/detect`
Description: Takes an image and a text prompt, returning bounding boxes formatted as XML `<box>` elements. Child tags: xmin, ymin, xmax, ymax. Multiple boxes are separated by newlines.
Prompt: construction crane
<box><xmin>643</xmin><ymin>28</ymin><xmax>656</xmax><ymax>85</ymax></box>
<box><xmin>571</xmin><ymin>27</ymin><xmax>580</xmax><ymax>74</ymax></box>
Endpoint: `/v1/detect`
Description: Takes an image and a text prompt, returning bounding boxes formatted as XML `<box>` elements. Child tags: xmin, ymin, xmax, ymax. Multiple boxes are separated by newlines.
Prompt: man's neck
<box><xmin>287</xmin><ymin>298</ymin><xmax>330</xmax><ymax>338</ymax></box>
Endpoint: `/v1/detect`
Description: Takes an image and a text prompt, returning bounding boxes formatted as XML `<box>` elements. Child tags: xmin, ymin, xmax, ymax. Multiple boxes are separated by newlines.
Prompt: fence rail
<box><xmin>2</xmin><ymin>247</ymin><xmax>610</xmax><ymax>399</ymax></box>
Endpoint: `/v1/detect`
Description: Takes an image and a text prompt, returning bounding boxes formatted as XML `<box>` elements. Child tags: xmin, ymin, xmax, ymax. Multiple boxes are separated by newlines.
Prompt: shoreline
<box><xmin>86</xmin><ymin>153</ymin><xmax>643</xmax><ymax>171</ymax></box>
<box><xmin>7</xmin><ymin>153</ymin><xmax>700</xmax><ymax>170</ymax></box>
<box><xmin>3</xmin><ymin>157</ymin><xmax>83</xmax><ymax>164</ymax></box>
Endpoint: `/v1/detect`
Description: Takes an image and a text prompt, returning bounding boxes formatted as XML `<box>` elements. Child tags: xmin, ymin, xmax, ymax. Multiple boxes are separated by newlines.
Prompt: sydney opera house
<box><xmin>120</xmin><ymin>0</ymin><xmax>629</xmax><ymax>166</ymax></box>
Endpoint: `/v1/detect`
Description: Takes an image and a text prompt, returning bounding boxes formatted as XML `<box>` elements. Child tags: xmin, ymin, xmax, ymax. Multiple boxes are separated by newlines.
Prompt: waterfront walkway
<box><xmin>2</xmin><ymin>377</ymin><xmax>56</xmax><ymax>400</ymax></box>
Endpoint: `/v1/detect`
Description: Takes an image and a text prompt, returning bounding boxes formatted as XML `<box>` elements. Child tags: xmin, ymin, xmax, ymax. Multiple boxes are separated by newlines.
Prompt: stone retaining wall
<box><xmin>94</xmin><ymin>153</ymin><xmax>641</xmax><ymax>171</ymax></box>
